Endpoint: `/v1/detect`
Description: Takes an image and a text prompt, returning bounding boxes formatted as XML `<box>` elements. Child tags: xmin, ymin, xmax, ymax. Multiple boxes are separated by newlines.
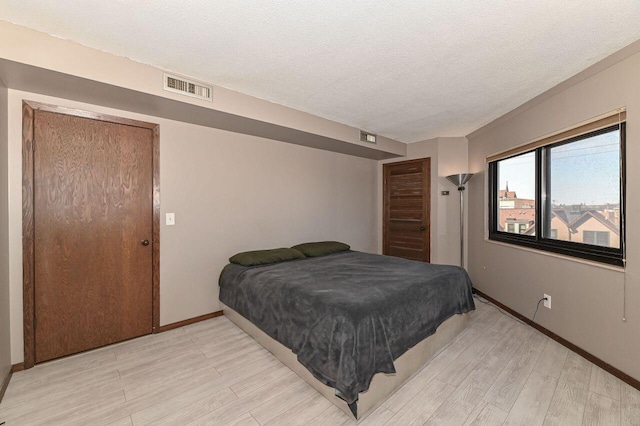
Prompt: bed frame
<box><xmin>222</xmin><ymin>304</ymin><xmax>468</xmax><ymax>420</ymax></box>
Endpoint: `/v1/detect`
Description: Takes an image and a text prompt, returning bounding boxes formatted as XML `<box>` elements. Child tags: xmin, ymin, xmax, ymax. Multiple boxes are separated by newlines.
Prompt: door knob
<box><xmin>141</xmin><ymin>240</ymin><xmax>150</xmax><ymax>246</ymax></box>
<box><xmin>419</xmin><ymin>226</ymin><xmax>426</xmax><ymax>232</ymax></box>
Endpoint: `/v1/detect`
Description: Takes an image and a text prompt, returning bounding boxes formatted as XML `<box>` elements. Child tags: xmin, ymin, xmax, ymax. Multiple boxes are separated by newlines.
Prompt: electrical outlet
<box><xmin>166</xmin><ymin>213</ymin><xmax>175</xmax><ymax>226</ymax></box>
<box><xmin>543</xmin><ymin>294</ymin><xmax>551</xmax><ymax>309</ymax></box>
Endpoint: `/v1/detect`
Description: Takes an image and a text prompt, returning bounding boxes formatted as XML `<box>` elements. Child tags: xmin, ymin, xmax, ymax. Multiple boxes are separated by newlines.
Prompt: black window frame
<box><xmin>488</xmin><ymin>123</ymin><xmax>625</xmax><ymax>266</ymax></box>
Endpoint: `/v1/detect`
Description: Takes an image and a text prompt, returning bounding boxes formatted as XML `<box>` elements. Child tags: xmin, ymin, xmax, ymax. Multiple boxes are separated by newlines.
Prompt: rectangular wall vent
<box><xmin>164</xmin><ymin>73</ymin><xmax>213</xmax><ymax>102</ymax></box>
<box><xmin>360</xmin><ymin>130</ymin><xmax>377</xmax><ymax>144</ymax></box>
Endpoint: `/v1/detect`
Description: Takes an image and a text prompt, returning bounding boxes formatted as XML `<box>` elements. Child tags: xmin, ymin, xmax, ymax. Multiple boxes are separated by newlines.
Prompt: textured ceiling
<box><xmin>2</xmin><ymin>1</ymin><xmax>640</xmax><ymax>142</ymax></box>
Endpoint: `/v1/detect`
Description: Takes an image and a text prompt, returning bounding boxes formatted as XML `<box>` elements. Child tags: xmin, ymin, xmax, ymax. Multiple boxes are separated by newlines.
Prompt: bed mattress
<box><xmin>219</xmin><ymin>250</ymin><xmax>475</xmax><ymax>405</ymax></box>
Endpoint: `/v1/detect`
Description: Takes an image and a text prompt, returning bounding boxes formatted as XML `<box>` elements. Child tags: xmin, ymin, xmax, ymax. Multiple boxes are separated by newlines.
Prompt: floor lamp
<box><xmin>446</xmin><ymin>173</ymin><xmax>474</xmax><ymax>269</ymax></box>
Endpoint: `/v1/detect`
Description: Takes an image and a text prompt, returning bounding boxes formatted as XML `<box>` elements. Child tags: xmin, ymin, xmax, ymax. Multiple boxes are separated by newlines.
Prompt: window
<box><xmin>583</xmin><ymin>231</ymin><xmax>610</xmax><ymax>247</ymax></box>
<box><xmin>544</xmin><ymin>128</ymin><xmax>620</xmax><ymax>249</ymax></box>
<box><xmin>496</xmin><ymin>151</ymin><xmax>536</xmax><ymax>235</ymax></box>
<box><xmin>489</xmin><ymin>121</ymin><xmax>625</xmax><ymax>266</ymax></box>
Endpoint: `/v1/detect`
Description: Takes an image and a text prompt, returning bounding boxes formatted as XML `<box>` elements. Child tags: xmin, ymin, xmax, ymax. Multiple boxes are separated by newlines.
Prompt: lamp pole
<box><xmin>445</xmin><ymin>174</ymin><xmax>474</xmax><ymax>269</ymax></box>
<box><xmin>458</xmin><ymin>184</ymin><xmax>465</xmax><ymax>269</ymax></box>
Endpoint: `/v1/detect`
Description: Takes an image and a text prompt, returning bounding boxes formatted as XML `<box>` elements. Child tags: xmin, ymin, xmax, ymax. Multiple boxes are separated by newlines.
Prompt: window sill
<box><xmin>483</xmin><ymin>238</ymin><xmax>625</xmax><ymax>273</ymax></box>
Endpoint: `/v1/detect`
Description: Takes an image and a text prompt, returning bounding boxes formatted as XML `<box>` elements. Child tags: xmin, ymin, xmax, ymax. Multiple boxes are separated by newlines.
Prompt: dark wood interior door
<box><xmin>383</xmin><ymin>158</ymin><xmax>431</xmax><ymax>262</ymax></box>
<box><xmin>33</xmin><ymin>110</ymin><xmax>154</xmax><ymax>363</ymax></box>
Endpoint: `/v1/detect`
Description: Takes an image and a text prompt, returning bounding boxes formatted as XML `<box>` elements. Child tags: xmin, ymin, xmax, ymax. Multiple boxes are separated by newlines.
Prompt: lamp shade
<box><xmin>446</xmin><ymin>173</ymin><xmax>474</xmax><ymax>187</ymax></box>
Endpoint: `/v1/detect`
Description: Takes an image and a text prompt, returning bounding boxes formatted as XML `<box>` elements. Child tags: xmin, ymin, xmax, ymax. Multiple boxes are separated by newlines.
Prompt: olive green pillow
<box><xmin>291</xmin><ymin>241</ymin><xmax>350</xmax><ymax>257</ymax></box>
<box><xmin>229</xmin><ymin>248</ymin><xmax>305</xmax><ymax>267</ymax></box>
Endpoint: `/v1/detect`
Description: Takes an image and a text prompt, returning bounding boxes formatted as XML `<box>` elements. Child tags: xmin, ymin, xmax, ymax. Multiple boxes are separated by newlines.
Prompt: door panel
<box><xmin>34</xmin><ymin>110</ymin><xmax>154</xmax><ymax>363</ymax></box>
<box><xmin>383</xmin><ymin>158</ymin><xmax>430</xmax><ymax>262</ymax></box>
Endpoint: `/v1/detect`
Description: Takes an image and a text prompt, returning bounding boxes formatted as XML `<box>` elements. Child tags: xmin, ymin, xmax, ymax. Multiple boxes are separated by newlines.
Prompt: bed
<box><xmin>219</xmin><ymin>249</ymin><xmax>475</xmax><ymax>419</ymax></box>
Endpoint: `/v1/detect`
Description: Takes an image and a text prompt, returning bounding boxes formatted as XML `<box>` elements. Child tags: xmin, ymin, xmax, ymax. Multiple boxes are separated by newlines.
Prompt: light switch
<box><xmin>166</xmin><ymin>213</ymin><xmax>175</xmax><ymax>226</ymax></box>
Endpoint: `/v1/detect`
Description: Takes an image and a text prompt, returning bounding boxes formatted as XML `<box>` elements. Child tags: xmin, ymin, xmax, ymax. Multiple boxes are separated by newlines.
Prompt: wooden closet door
<box><xmin>383</xmin><ymin>158</ymin><xmax>431</xmax><ymax>262</ymax></box>
<box><xmin>33</xmin><ymin>110</ymin><xmax>154</xmax><ymax>363</ymax></box>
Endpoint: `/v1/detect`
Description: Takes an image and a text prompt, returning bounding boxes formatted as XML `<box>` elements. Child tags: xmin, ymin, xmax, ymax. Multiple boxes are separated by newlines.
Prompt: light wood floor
<box><xmin>1</xmin><ymin>300</ymin><xmax>639</xmax><ymax>425</ymax></box>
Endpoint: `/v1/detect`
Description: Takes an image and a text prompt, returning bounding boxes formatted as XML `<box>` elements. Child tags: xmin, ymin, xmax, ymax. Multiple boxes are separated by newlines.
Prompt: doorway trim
<box><xmin>22</xmin><ymin>100</ymin><xmax>161</xmax><ymax>369</ymax></box>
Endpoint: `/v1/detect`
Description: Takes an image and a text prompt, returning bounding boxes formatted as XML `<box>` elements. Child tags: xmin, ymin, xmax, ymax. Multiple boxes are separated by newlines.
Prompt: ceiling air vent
<box><xmin>164</xmin><ymin>73</ymin><xmax>213</xmax><ymax>102</ymax></box>
<box><xmin>360</xmin><ymin>130</ymin><xmax>377</xmax><ymax>144</ymax></box>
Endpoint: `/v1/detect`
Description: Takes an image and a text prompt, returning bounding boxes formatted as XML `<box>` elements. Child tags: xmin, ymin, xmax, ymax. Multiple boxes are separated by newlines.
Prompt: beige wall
<box><xmin>377</xmin><ymin>137</ymin><xmax>468</xmax><ymax>265</ymax></box>
<box><xmin>0</xmin><ymin>21</ymin><xmax>405</xmax><ymax>159</ymax></box>
<box><xmin>0</xmin><ymin>81</ymin><xmax>11</xmax><ymax>377</ymax></box>
<box><xmin>7</xmin><ymin>90</ymin><xmax>379</xmax><ymax>364</ymax></box>
<box><xmin>435</xmin><ymin>138</ymin><xmax>470</xmax><ymax>266</ymax></box>
<box><xmin>467</xmin><ymin>49</ymin><xmax>639</xmax><ymax>381</ymax></box>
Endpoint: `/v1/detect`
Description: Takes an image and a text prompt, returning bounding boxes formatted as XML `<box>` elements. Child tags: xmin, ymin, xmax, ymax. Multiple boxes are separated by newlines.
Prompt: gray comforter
<box><xmin>219</xmin><ymin>251</ymin><xmax>474</xmax><ymax>405</ymax></box>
